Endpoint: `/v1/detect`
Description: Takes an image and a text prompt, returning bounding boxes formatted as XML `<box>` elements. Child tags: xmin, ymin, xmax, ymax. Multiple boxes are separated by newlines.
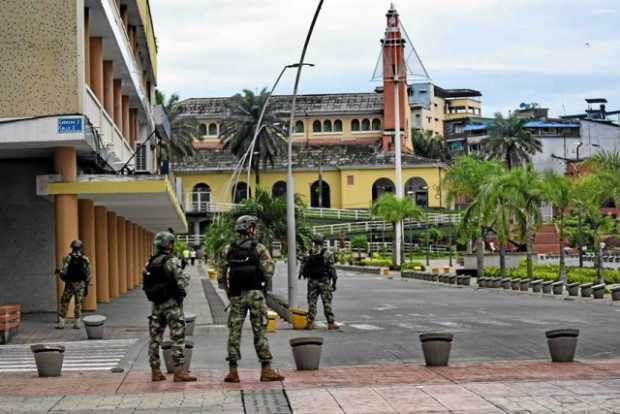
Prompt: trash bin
<box><xmin>82</xmin><ymin>315</ymin><xmax>107</xmax><ymax>340</ymax></box>
<box><xmin>546</xmin><ymin>329</ymin><xmax>579</xmax><ymax>362</ymax></box>
<box><xmin>419</xmin><ymin>333</ymin><xmax>453</xmax><ymax>367</ymax></box>
<box><xmin>31</xmin><ymin>344</ymin><xmax>65</xmax><ymax>377</ymax></box>
<box><xmin>290</xmin><ymin>337</ymin><xmax>323</xmax><ymax>370</ymax></box>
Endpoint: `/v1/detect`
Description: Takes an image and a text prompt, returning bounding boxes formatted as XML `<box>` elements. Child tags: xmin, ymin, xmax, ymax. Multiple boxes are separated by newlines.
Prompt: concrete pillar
<box><xmin>103</xmin><ymin>60</ymin><xmax>114</xmax><ymax>118</ymax></box>
<box><xmin>89</xmin><ymin>37</ymin><xmax>103</xmax><ymax>102</ymax></box>
<box><xmin>84</xmin><ymin>8</ymin><xmax>90</xmax><ymax>86</ymax></box>
<box><xmin>107</xmin><ymin>211</ymin><xmax>119</xmax><ymax>299</ymax></box>
<box><xmin>130</xmin><ymin>109</ymin><xmax>138</xmax><ymax>147</ymax></box>
<box><xmin>133</xmin><ymin>224</ymin><xmax>140</xmax><ymax>286</ymax></box>
<box><xmin>128</xmin><ymin>109</ymin><xmax>135</xmax><ymax>146</ymax></box>
<box><xmin>126</xmin><ymin>222</ymin><xmax>134</xmax><ymax>289</ymax></box>
<box><xmin>94</xmin><ymin>206</ymin><xmax>109</xmax><ymax>303</ymax></box>
<box><xmin>117</xmin><ymin>217</ymin><xmax>127</xmax><ymax>294</ymax></box>
<box><xmin>78</xmin><ymin>199</ymin><xmax>97</xmax><ymax>311</ymax></box>
<box><xmin>54</xmin><ymin>148</ymin><xmax>78</xmax><ymax>315</ymax></box>
<box><xmin>122</xmin><ymin>95</ymin><xmax>130</xmax><ymax>140</ymax></box>
<box><xmin>113</xmin><ymin>80</ymin><xmax>122</xmax><ymax>130</ymax></box>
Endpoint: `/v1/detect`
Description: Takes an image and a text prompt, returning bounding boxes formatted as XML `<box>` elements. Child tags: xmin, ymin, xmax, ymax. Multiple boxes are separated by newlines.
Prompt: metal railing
<box><xmin>312</xmin><ymin>213</ymin><xmax>461</xmax><ymax>236</ymax></box>
<box><xmin>304</xmin><ymin>207</ymin><xmax>371</xmax><ymax>221</ymax></box>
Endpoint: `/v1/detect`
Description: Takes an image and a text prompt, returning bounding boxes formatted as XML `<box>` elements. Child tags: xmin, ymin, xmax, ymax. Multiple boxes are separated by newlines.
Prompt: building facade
<box><xmin>0</xmin><ymin>0</ymin><xmax>186</xmax><ymax>313</ymax></box>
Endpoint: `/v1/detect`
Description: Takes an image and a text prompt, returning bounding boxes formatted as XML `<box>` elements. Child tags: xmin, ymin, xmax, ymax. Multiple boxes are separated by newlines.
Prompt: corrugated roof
<box><xmin>463</xmin><ymin>124</ymin><xmax>487</xmax><ymax>132</ymax></box>
<box><xmin>524</xmin><ymin>121</ymin><xmax>579</xmax><ymax>128</ymax></box>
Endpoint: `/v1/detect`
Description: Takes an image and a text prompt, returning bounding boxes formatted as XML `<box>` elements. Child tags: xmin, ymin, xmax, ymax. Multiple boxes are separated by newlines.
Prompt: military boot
<box><xmin>260</xmin><ymin>364</ymin><xmax>285</xmax><ymax>382</ymax></box>
<box><xmin>151</xmin><ymin>367</ymin><xmax>166</xmax><ymax>382</ymax></box>
<box><xmin>327</xmin><ymin>322</ymin><xmax>340</xmax><ymax>330</ymax></box>
<box><xmin>224</xmin><ymin>367</ymin><xmax>240</xmax><ymax>383</ymax></box>
<box><xmin>55</xmin><ymin>317</ymin><xmax>65</xmax><ymax>330</ymax></box>
<box><xmin>72</xmin><ymin>318</ymin><xmax>81</xmax><ymax>330</ymax></box>
<box><xmin>173</xmin><ymin>365</ymin><xmax>197</xmax><ymax>382</ymax></box>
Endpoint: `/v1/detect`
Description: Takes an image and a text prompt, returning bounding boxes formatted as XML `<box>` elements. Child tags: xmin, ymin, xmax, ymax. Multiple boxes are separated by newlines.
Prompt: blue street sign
<box><xmin>58</xmin><ymin>118</ymin><xmax>83</xmax><ymax>133</ymax></box>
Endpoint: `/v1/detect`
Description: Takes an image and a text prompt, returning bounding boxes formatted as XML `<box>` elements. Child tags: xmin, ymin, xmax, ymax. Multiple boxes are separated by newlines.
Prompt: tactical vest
<box><xmin>142</xmin><ymin>254</ymin><xmax>181</xmax><ymax>304</ymax></box>
<box><xmin>227</xmin><ymin>239</ymin><xmax>265</xmax><ymax>295</ymax></box>
<box><xmin>303</xmin><ymin>248</ymin><xmax>330</xmax><ymax>280</ymax></box>
<box><xmin>65</xmin><ymin>254</ymin><xmax>88</xmax><ymax>282</ymax></box>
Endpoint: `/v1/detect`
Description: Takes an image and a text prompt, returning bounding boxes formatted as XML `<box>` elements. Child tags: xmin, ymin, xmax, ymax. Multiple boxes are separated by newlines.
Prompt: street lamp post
<box><xmin>286</xmin><ymin>0</ymin><xmax>325</xmax><ymax>309</ymax></box>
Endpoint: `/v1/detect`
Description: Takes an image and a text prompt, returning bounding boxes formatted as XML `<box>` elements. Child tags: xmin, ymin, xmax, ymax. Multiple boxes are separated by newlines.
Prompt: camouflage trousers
<box><xmin>148</xmin><ymin>299</ymin><xmax>186</xmax><ymax>369</ymax></box>
<box><xmin>226</xmin><ymin>290</ymin><xmax>272</xmax><ymax>364</ymax></box>
<box><xmin>307</xmin><ymin>278</ymin><xmax>335</xmax><ymax>324</ymax></box>
<box><xmin>58</xmin><ymin>281</ymin><xmax>86</xmax><ymax>319</ymax></box>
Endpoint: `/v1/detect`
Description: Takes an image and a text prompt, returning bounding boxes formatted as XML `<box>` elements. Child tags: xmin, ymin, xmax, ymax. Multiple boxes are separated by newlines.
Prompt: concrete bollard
<box><xmin>520</xmin><ymin>279</ymin><xmax>531</xmax><ymax>292</ymax></box>
<box><xmin>462</xmin><ymin>276</ymin><xmax>471</xmax><ymax>286</ymax></box>
<box><xmin>579</xmin><ymin>283</ymin><xmax>593</xmax><ymax>298</ymax></box>
<box><xmin>542</xmin><ymin>281</ymin><xmax>553</xmax><ymax>294</ymax></box>
<box><xmin>566</xmin><ymin>283</ymin><xmax>580</xmax><ymax>297</ymax></box>
<box><xmin>501</xmin><ymin>278</ymin><xmax>512</xmax><ymax>290</ymax></box>
<box><xmin>290</xmin><ymin>337</ymin><xmax>323</xmax><ymax>370</ymax></box>
<box><xmin>82</xmin><ymin>315</ymin><xmax>107</xmax><ymax>340</ymax></box>
<box><xmin>611</xmin><ymin>286</ymin><xmax>620</xmax><ymax>301</ymax></box>
<box><xmin>552</xmin><ymin>281</ymin><xmax>565</xmax><ymax>295</ymax></box>
<box><xmin>420</xmin><ymin>333</ymin><xmax>453</xmax><ymax>367</ymax></box>
<box><xmin>184</xmin><ymin>313</ymin><xmax>197</xmax><ymax>337</ymax></box>
<box><xmin>512</xmin><ymin>279</ymin><xmax>522</xmax><ymax>291</ymax></box>
<box><xmin>592</xmin><ymin>284</ymin><xmax>605</xmax><ymax>299</ymax></box>
<box><xmin>546</xmin><ymin>329</ymin><xmax>579</xmax><ymax>363</ymax></box>
<box><xmin>531</xmin><ymin>279</ymin><xmax>543</xmax><ymax>293</ymax></box>
<box><xmin>31</xmin><ymin>344</ymin><xmax>65</xmax><ymax>377</ymax></box>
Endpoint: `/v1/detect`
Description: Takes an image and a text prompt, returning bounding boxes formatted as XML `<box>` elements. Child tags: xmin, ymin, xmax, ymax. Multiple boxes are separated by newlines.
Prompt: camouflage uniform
<box><xmin>300</xmin><ymin>248</ymin><xmax>337</xmax><ymax>324</ymax></box>
<box><xmin>147</xmin><ymin>255</ymin><xmax>190</xmax><ymax>369</ymax></box>
<box><xmin>219</xmin><ymin>239</ymin><xmax>274</xmax><ymax>364</ymax></box>
<box><xmin>58</xmin><ymin>253</ymin><xmax>91</xmax><ymax>319</ymax></box>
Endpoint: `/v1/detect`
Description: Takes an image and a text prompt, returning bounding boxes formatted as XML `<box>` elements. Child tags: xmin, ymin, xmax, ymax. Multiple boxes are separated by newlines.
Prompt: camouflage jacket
<box><xmin>60</xmin><ymin>253</ymin><xmax>91</xmax><ymax>283</ymax></box>
<box><xmin>299</xmin><ymin>248</ymin><xmax>337</xmax><ymax>282</ymax></box>
<box><xmin>218</xmin><ymin>238</ymin><xmax>274</xmax><ymax>292</ymax></box>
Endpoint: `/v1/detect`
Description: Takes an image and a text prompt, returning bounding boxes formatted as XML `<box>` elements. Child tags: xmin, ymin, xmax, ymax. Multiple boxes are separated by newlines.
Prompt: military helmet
<box><xmin>312</xmin><ymin>233</ymin><xmax>325</xmax><ymax>244</ymax></box>
<box><xmin>234</xmin><ymin>215</ymin><xmax>258</xmax><ymax>233</ymax></box>
<box><xmin>70</xmin><ymin>240</ymin><xmax>83</xmax><ymax>250</ymax></box>
<box><xmin>154</xmin><ymin>231</ymin><xmax>175</xmax><ymax>250</ymax></box>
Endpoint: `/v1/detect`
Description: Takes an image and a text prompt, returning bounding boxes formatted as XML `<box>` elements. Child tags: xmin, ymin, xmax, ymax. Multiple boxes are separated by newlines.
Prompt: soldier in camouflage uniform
<box><xmin>218</xmin><ymin>215</ymin><xmax>285</xmax><ymax>383</ymax></box>
<box><xmin>299</xmin><ymin>234</ymin><xmax>339</xmax><ymax>330</ymax></box>
<box><xmin>56</xmin><ymin>240</ymin><xmax>91</xmax><ymax>330</ymax></box>
<box><xmin>144</xmin><ymin>231</ymin><xmax>196</xmax><ymax>382</ymax></box>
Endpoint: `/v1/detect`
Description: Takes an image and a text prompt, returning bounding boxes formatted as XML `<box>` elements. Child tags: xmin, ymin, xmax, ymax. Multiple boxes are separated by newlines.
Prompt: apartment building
<box><xmin>0</xmin><ymin>1</ymin><xmax>186</xmax><ymax>313</ymax></box>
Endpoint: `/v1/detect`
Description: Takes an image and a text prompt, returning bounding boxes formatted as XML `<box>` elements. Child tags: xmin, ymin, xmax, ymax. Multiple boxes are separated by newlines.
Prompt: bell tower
<box><xmin>381</xmin><ymin>4</ymin><xmax>409</xmax><ymax>152</ymax></box>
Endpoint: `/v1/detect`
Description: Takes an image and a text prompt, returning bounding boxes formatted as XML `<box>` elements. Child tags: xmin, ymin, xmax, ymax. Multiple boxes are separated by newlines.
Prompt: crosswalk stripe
<box><xmin>0</xmin><ymin>338</ymin><xmax>138</xmax><ymax>373</ymax></box>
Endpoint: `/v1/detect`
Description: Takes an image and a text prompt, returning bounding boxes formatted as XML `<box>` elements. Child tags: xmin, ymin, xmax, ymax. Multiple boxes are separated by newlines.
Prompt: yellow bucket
<box><xmin>443</xmin><ymin>266</ymin><xmax>450</xmax><ymax>274</ymax></box>
<box><xmin>207</xmin><ymin>268</ymin><xmax>217</xmax><ymax>280</ymax></box>
<box><xmin>290</xmin><ymin>308</ymin><xmax>308</xmax><ymax>330</ymax></box>
<box><xmin>432</xmin><ymin>267</ymin><xmax>439</xmax><ymax>274</ymax></box>
<box><xmin>266</xmin><ymin>311</ymin><xmax>278</xmax><ymax>333</ymax></box>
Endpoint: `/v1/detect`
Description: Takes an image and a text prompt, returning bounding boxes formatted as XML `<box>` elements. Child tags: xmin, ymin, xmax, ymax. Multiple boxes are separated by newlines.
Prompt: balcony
<box><xmin>184</xmin><ymin>192</ymin><xmax>236</xmax><ymax>214</ymax></box>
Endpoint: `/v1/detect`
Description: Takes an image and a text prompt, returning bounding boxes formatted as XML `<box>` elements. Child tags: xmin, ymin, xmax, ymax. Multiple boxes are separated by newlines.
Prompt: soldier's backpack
<box><xmin>302</xmin><ymin>248</ymin><xmax>330</xmax><ymax>280</ymax></box>
<box><xmin>142</xmin><ymin>254</ymin><xmax>177</xmax><ymax>304</ymax></box>
<box><xmin>64</xmin><ymin>255</ymin><xmax>89</xmax><ymax>282</ymax></box>
<box><xmin>227</xmin><ymin>239</ymin><xmax>265</xmax><ymax>294</ymax></box>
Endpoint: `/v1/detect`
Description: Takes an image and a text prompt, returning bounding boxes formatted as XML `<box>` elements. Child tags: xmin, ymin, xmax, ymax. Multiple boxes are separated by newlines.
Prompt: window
<box><xmin>361</xmin><ymin>119</ymin><xmax>371</xmax><ymax>131</ymax></box>
<box><xmin>351</xmin><ymin>119</ymin><xmax>360</xmax><ymax>131</ymax></box>
<box><xmin>323</xmin><ymin>120</ymin><xmax>332</xmax><ymax>132</ymax></box>
<box><xmin>295</xmin><ymin>121</ymin><xmax>304</xmax><ymax>134</ymax></box>
<box><xmin>232</xmin><ymin>182</ymin><xmax>249</xmax><ymax>203</ymax></box>
<box><xmin>372</xmin><ymin>119</ymin><xmax>381</xmax><ymax>131</ymax></box>
<box><xmin>192</xmin><ymin>183</ymin><xmax>211</xmax><ymax>212</ymax></box>
<box><xmin>272</xmin><ymin>181</ymin><xmax>287</xmax><ymax>198</ymax></box>
<box><xmin>136</xmin><ymin>144</ymin><xmax>147</xmax><ymax>171</ymax></box>
<box><xmin>347</xmin><ymin>175</ymin><xmax>354</xmax><ymax>185</ymax></box>
<box><xmin>313</xmin><ymin>120</ymin><xmax>322</xmax><ymax>133</ymax></box>
<box><xmin>310</xmin><ymin>180</ymin><xmax>331</xmax><ymax>208</ymax></box>
<box><xmin>208</xmin><ymin>123</ymin><xmax>217</xmax><ymax>136</ymax></box>
<box><xmin>372</xmin><ymin>178</ymin><xmax>395</xmax><ymax>202</ymax></box>
<box><xmin>404</xmin><ymin>177</ymin><xmax>429</xmax><ymax>208</ymax></box>
<box><xmin>334</xmin><ymin>119</ymin><xmax>343</xmax><ymax>132</ymax></box>
<box><xmin>198</xmin><ymin>124</ymin><xmax>207</xmax><ymax>136</ymax></box>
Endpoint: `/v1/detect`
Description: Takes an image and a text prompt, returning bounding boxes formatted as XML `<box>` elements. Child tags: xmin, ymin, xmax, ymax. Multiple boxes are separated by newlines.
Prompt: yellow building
<box><xmin>0</xmin><ymin>1</ymin><xmax>185</xmax><ymax>313</ymax></box>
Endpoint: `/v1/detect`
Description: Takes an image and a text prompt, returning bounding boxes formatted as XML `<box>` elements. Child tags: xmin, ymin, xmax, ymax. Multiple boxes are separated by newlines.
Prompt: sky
<box><xmin>150</xmin><ymin>0</ymin><xmax>620</xmax><ymax>117</ymax></box>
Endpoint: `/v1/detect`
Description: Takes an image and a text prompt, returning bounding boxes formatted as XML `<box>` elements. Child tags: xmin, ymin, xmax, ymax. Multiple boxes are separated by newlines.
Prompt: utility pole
<box><xmin>393</xmin><ymin>45</ymin><xmax>403</xmax><ymax>268</ymax></box>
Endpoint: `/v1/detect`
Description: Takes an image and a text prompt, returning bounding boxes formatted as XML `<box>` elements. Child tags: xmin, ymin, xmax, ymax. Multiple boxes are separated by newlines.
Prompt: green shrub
<box><xmin>402</xmin><ymin>261</ymin><xmax>426</xmax><ymax>271</ymax></box>
<box><xmin>361</xmin><ymin>258</ymin><xmax>392</xmax><ymax>267</ymax></box>
<box><xmin>483</xmin><ymin>259</ymin><xmax>620</xmax><ymax>283</ymax></box>
<box><xmin>351</xmin><ymin>235</ymin><xmax>369</xmax><ymax>251</ymax></box>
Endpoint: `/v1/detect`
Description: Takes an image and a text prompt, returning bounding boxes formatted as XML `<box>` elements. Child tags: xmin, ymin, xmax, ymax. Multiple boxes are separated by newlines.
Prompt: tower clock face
<box><xmin>388</xmin><ymin>16</ymin><xmax>396</xmax><ymax>26</ymax></box>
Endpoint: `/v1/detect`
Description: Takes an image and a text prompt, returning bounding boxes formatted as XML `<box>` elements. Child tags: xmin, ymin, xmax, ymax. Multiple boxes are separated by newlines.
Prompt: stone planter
<box><xmin>456</xmin><ymin>276</ymin><xmax>463</xmax><ymax>285</ymax></box>
<box><xmin>579</xmin><ymin>283</ymin><xmax>593</xmax><ymax>298</ymax></box>
<box><xmin>162</xmin><ymin>340</ymin><xmax>194</xmax><ymax>373</ymax></box>
<box><xmin>488</xmin><ymin>278</ymin><xmax>499</xmax><ymax>288</ymax></box>
<box><xmin>461</xmin><ymin>276</ymin><xmax>471</xmax><ymax>286</ymax></box>
<box><xmin>611</xmin><ymin>286</ymin><xmax>620</xmax><ymax>301</ymax></box>
<box><xmin>448</xmin><ymin>275</ymin><xmax>457</xmax><ymax>285</ymax></box>
<box><xmin>477</xmin><ymin>277</ymin><xmax>487</xmax><ymax>288</ymax></box>
<box><xmin>31</xmin><ymin>344</ymin><xmax>65</xmax><ymax>377</ymax></box>
<box><xmin>592</xmin><ymin>284</ymin><xmax>605</xmax><ymax>299</ymax></box>
<box><xmin>566</xmin><ymin>283</ymin><xmax>579</xmax><ymax>297</ymax></box>
<box><xmin>419</xmin><ymin>333</ymin><xmax>453</xmax><ymax>367</ymax></box>
<box><xmin>82</xmin><ymin>315</ymin><xmax>106</xmax><ymax>340</ymax></box>
<box><xmin>531</xmin><ymin>280</ymin><xmax>543</xmax><ymax>293</ymax></box>
<box><xmin>501</xmin><ymin>278</ymin><xmax>512</xmax><ymax>290</ymax></box>
<box><xmin>431</xmin><ymin>274</ymin><xmax>439</xmax><ymax>282</ymax></box>
<box><xmin>290</xmin><ymin>337</ymin><xmax>323</xmax><ymax>370</ymax></box>
<box><xmin>552</xmin><ymin>281</ymin><xmax>565</xmax><ymax>295</ymax></box>
<box><xmin>520</xmin><ymin>279</ymin><xmax>531</xmax><ymax>292</ymax></box>
<box><xmin>512</xmin><ymin>279</ymin><xmax>522</xmax><ymax>291</ymax></box>
<box><xmin>184</xmin><ymin>313</ymin><xmax>197</xmax><ymax>337</ymax></box>
<box><xmin>542</xmin><ymin>281</ymin><xmax>553</xmax><ymax>294</ymax></box>
<box><xmin>546</xmin><ymin>329</ymin><xmax>579</xmax><ymax>363</ymax></box>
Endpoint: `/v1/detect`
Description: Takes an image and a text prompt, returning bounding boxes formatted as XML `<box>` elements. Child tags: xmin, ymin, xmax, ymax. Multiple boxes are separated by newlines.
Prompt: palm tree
<box><xmin>156</xmin><ymin>91</ymin><xmax>201</xmax><ymax>160</ymax></box>
<box><xmin>486</xmin><ymin>113</ymin><xmax>542</xmax><ymax>170</ymax></box>
<box><xmin>219</xmin><ymin>89</ymin><xmax>287</xmax><ymax>187</ymax></box>
<box><xmin>372</xmin><ymin>193</ymin><xmax>424</xmax><ymax>268</ymax></box>
<box><xmin>443</xmin><ymin>155</ymin><xmax>504</xmax><ymax>277</ymax></box>
<box><xmin>411</xmin><ymin>129</ymin><xmax>451</xmax><ymax>161</ymax></box>
<box><xmin>542</xmin><ymin>171</ymin><xmax>573</xmax><ymax>281</ymax></box>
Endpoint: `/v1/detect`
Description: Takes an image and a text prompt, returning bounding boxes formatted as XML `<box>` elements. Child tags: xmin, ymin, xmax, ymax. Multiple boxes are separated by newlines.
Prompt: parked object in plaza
<box><xmin>542</xmin><ymin>281</ymin><xmax>553</xmax><ymax>294</ymax></box>
<box><xmin>477</xmin><ymin>277</ymin><xmax>487</xmax><ymax>288</ymax></box>
<box><xmin>566</xmin><ymin>283</ymin><xmax>579</xmax><ymax>297</ymax></box>
<box><xmin>501</xmin><ymin>278</ymin><xmax>512</xmax><ymax>290</ymax></box>
<box><xmin>82</xmin><ymin>315</ymin><xmax>106</xmax><ymax>340</ymax></box>
<box><xmin>512</xmin><ymin>279</ymin><xmax>521</xmax><ymax>290</ymax></box>
<box><xmin>611</xmin><ymin>286</ymin><xmax>620</xmax><ymax>301</ymax></box>
<box><xmin>31</xmin><ymin>344</ymin><xmax>65</xmax><ymax>377</ymax></box>
<box><xmin>184</xmin><ymin>313</ymin><xmax>197</xmax><ymax>337</ymax></box>
<box><xmin>531</xmin><ymin>280</ymin><xmax>543</xmax><ymax>293</ymax></box>
<box><xmin>448</xmin><ymin>275</ymin><xmax>457</xmax><ymax>285</ymax></box>
<box><xmin>546</xmin><ymin>329</ymin><xmax>579</xmax><ymax>363</ymax></box>
<box><xmin>163</xmin><ymin>339</ymin><xmax>194</xmax><ymax>373</ymax></box>
<box><xmin>552</xmin><ymin>281</ymin><xmax>564</xmax><ymax>295</ymax></box>
<box><xmin>519</xmin><ymin>279</ymin><xmax>530</xmax><ymax>292</ymax></box>
<box><xmin>290</xmin><ymin>337</ymin><xmax>323</xmax><ymax>370</ymax></box>
<box><xmin>592</xmin><ymin>284</ymin><xmax>605</xmax><ymax>299</ymax></box>
<box><xmin>420</xmin><ymin>332</ymin><xmax>453</xmax><ymax>367</ymax></box>
<box><xmin>579</xmin><ymin>283</ymin><xmax>593</xmax><ymax>298</ymax></box>
<box><xmin>461</xmin><ymin>276</ymin><xmax>471</xmax><ymax>286</ymax></box>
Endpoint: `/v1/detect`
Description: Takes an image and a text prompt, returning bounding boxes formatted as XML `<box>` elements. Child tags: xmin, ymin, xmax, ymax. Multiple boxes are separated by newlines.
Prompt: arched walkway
<box><xmin>405</xmin><ymin>177</ymin><xmax>429</xmax><ymax>207</ymax></box>
<box><xmin>232</xmin><ymin>182</ymin><xmax>250</xmax><ymax>203</ymax></box>
<box><xmin>310</xmin><ymin>180</ymin><xmax>331</xmax><ymax>208</ymax></box>
<box><xmin>372</xmin><ymin>178</ymin><xmax>395</xmax><ymax>202</ymax></box>
<box><xmin>272</xmin><ymin>181</ymin><xmax>287</xmax><ymax>198</ymax></box>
